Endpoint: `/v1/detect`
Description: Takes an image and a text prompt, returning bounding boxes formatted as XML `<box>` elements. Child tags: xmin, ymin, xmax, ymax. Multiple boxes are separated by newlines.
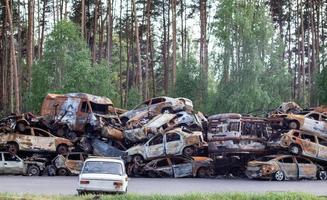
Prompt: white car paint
<box><xmin>77</xmin><ymin>157</ymin><xmax>128</xmax><ymax>194</ymax></box>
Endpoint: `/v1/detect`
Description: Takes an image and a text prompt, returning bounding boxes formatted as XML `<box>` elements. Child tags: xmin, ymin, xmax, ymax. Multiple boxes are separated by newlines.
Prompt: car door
<box><xmin>0</xmin><ymin>153</ymin><xmax>4</xmax><ymax>174</ymax></box>
<box><xmin>171</xmin><ymin>157</ymin><xmax>193</xmax><ymax>178</ymax></box>
<box><xmin>165</xmin><ymin>132</ymin><xmax>183</xmax><ymax>155</ymax></box>
<box><xmin>32</xmin><ymin>128</ymin><xmax>56</xmax><ymax>152</ymax></box>
<box><xmin>295</xmin><ymin>157</ymin><xmax>317</xmax><ymax>179</ymax></box>
<box><xmin>303</xmin><ymin>113</ymin><xmax>326</xmax><ymax>135</ymax></box>
<box><xmin>145</xmin><ymin>134</ymin><xmax>165</xmax><ymax>159</ymax></box>
<box><xmin>65</xmin><ymin>153</ymin><xmax>84</xmax><ymax>174</ymax></box>
<box><xmin>153</xmin><ymin>158</ymin><xmax>174</xmax><ymax>177</ymax></box>
<box><xmin>76</xmin><ymin>101</ymin><xmax>91</xmax><ymax>132</ymax></box>
<box><xmin>3</xmin><ymin>153</ymin><xmax>24</xmax><ymax>175</ymax></box>
<box><xmin>300</xmin><ymin>133</ymin><xmax>318</xmax><ymax>157</ymax></box>
<box><xmin>317</xmin><ymin>136</ymin><xmax>327</xmax><ymax>161</ymax></box>
<box><xmin>278</xmin><ymin>156</ymin><xmax>298</xmax><ymax>179</ymax></box>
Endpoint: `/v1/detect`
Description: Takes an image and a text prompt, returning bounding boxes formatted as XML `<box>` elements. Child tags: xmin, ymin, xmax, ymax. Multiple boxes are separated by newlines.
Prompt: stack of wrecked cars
<box><xmin>1</xmin><ymin>94</ymin><xmax>327</xmax><ymax>182</ymax></box>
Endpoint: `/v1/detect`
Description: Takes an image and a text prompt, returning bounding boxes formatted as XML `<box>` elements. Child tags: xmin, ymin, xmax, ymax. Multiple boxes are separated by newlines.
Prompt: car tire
<box><xmin>27</xmin><ymin>165</ymin><xmax>40</xmax><ymax>176</ymax></box>
<box><xmin>289</xmin><ymin>144</ymin><xmax>302</xmax><ymax>155</ymax></box>
<box><xmin>197</xmin><ymin>167</ymin><xmax>207</xmax><ymax>178</ymax></box>
<box><xmin>317</xmin><ymin>171</ymin><xmax>327</xmax><ymax>180</ymax></box>
<box><xmin>183</xmin><ymin>146</ymin><xmax>195</xmax><ymax>156</ymax></box>
<box><xmin>7</xmin><ymin>142</ymin><xmax>19</xmax><ymax>155</ymax></box>
<box><xmin>56</xmin><ymin>144</ymin><xmax>69</xmax><ymax>155</ymax></box>
<box><xmin>147</xmin><ymin>171</ymin><xmax>157</xmax><ymax>178</ymax></box>
<box><xmin>274</xmin><ymin>170</ymin><xmax>285</xmax><ymax>181</ymax></box>
<box><xmin>45</xmin><ymin>165</ymin><xmax>56</xmax><ymax>176</ymax></box>
<box><xmin>133</xmin><ymin>155</ymin><xmax>144</xmax><ymax>164</ymax></box>
<box><xmin>16</xmin><ymin>121</ymin><xmax>27</xmax><ymax>132</ymax></box>
<box><xmin>288</xmin><ymin>120</ymin><xmax>300</xmax><ymax>130</ymax></box>
<box><xmin>57</xmin><ymin>168</ymin><xmax>69</xmax><ymax>176</ymax></box>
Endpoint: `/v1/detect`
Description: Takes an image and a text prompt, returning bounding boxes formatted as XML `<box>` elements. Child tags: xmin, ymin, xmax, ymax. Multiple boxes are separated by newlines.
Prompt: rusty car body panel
<box><xmin>142</xmin><ymin>156</ymin><xmax>212</xmax><ymax>178</ymax></box>
<box><xmin>53</xmin><ymin>152</ymin><xmax>88</xmax><ymax>175</ymax></box>
<box><xmin>40</xmin><ymin>93</ymin><xmax>122</xmax><ymax>139</ymax></box>
<box><xmin>280</xmin><ymin>129</ymin><xmax>327</xmax><ymax>161</ymax></box>
<box><xmin>119</xmin><ymin>96</ymin><xmax>188</xmax><ymax>124</ymax></box>
<box><xmin>126</xmin><ymin>128</ymin><xmax>206</xmax><ymax>161</ymax></box>
<box><xmin>0</xmin><ymin>127</ymin><xmax>73</xmax><ymax>154</ymax></box>
<box><xmin>246</xmin><ymin>155</ymin><xmax>321</xmax><ymax>180</ymax></box>
<box><xmin>207</xmin><ymin>114</ymin><xmax>270</xmax><ymax>155</ymax></box>
<box><xmin>269</xmin><ymin>112</ymin><xmax>327</xmax><ymax>136</ymax></box>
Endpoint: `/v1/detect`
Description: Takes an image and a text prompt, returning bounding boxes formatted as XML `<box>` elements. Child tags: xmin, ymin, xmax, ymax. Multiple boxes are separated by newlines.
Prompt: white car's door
<box><xmin>165</xmin><ymin>132</ymin><xmax>183</xmax><ymax>155</ymax></box>
<box><xmin>0</xmin><ymin>153</ymin><xmax>4</xmax><ymax>174</ymax></box>
<box><xmin>171</xmin><ymin>157</ymin><xmax>193</xmax><ymax>178</ymax></box>
<box><xmin>3</xmin><ymin>153</ymin><xmax>24</xmax><ymax>175</ymax></box>
<box><xmin>146</xmin><ymin>135</ymin><xmax>165</xmax><ymax>159</ymax></box>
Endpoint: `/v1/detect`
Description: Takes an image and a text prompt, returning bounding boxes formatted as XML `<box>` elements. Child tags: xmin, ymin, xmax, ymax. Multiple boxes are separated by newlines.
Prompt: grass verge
<box><xmin>0</xmin><ymin>192</ymin><xmax>326</xmax><ymax>200</ymax></box>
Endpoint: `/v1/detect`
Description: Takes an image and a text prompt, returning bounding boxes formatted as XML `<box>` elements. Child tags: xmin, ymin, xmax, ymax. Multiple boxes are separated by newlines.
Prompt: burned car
<box><xmin>40</xmin><ymin>93</ymin><xmax>123</xmax><ymax>140</ymax></box>
<box><xmin>143</xmin><ymin>156</ymin><xmax>213</xmax><ymax>178</ymax></box>
<box><xmin>127</xmin><ymin>128</ymin><xmax>206</xmax><ymax>163</ymax></box>
<box><xmin>269</xmin><ymin>111</ymin><xmax>327</xmax><ymax>135</ymax></box>
<box><xmin>246</xmin><ymin>155</ymin><xmax>327</xmax><ymax>181</ymax></box>
<box><xmin>0</xmin><ymin>127</ymin><xmax>74</xmax><ymax>155</ymax></box>
<box><xmin>53</xmin><ymin>152</ymin><xmax>88</xmax><ymax>176</ymax></box>
<box><xmin>207</xmin><ymin>114</ymin><xmax>271</xmax><ymax>156</ymax></box>
<box><xmin>280</xmin><ymin>129</ymin><xmax>327</xmax><ymax>161</ymax></box>
<box><xmin>124</xmin><ymin>112</ymin><xmax>204</xmax><ymax>144</ymax></box>
<box><xmin>0</xmin><ymin>152</ymin><xmax>46</xmax><ymax>176</ymax></box>
<box><xmin>119</xmin><ymin>97</ymin><xmax>189</xmax><ymax>125</ymax></box>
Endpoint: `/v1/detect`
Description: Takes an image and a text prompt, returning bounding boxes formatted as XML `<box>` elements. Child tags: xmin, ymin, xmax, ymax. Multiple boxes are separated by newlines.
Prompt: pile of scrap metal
<box><xmin>121</xmin><ymin>97</ymin><xmax>212</xmax><ymax>178</ymax></box>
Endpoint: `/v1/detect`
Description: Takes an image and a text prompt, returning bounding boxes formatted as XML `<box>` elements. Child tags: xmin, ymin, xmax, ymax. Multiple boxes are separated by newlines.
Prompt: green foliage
<box><xmin>28</xmin><ymin>21</ymin><xmax>117</xmax><ymax>112</ymax></box>
<box><xmin>126</xmin><ymin>86</ymin><xmax>142</xmax><ymax>110</ymax></box>
<box><xmin>317</xmin><ymin>67</ymin><xmax>327</xmax><ymax>104</ymax></box>
<box><xmin>211</xmin><ymin>0</ymin><xmax>291</xmax><ymax>114</ymax></box>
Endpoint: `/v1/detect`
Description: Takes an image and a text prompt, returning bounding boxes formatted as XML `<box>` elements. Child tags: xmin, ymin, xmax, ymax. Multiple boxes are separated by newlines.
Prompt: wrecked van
<box><xmin>127</xmin><ymin>128</ymin><xmax>206</xmax><ymax>163</ymax></box>
<box><xmin>0</xmin><ymin>127</ymin><xmax>74</xmax><ymax>155</ymax></box>
<box><xmin>40</xmin><ymin>93</ymin><xmax>123</xmax><ymax>140</ymax></box>
<box><xmin>207</xmin><ymin>114</ymin><xmax>270</xmax><ymax>155</ymax></box>
<box><xmin>246</xmin><ymin>155</ymin><xmax>327</xmax><ymax>181</ymax></box>
<box><xmin>280</xmin><ymin>129</ymin><xmax>327</xmax><ymax>161</ymax></box>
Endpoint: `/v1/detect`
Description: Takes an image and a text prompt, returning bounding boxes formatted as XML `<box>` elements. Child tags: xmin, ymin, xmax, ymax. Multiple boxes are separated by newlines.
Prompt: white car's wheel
<box><xmin>274</xmin><ymin>170</ymin><xmax>285</xmax><ymax>181</ymax></box>
<box><xmin>317</xmin><ymin>171</ymin><xmax>327</xmax><ymax>180</ymax></box>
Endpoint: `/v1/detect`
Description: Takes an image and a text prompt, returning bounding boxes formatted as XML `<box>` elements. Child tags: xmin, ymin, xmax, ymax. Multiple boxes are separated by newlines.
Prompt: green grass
<box><xmin>0</xmin><ymin>193</ymin><xmax>325</xmax><ymax>200</ymax></box>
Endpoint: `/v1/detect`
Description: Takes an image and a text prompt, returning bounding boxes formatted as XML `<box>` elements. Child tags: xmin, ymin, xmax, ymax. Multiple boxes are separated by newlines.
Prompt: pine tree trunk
<box><xmin>132</xmin><ymin>0</ymin><xmax>143</xmax><ymax>95</ymax></box>
<box><xmin>81</xmin><ymin>0</ymin><xmax>85</xmax><ymax>38</ymax></box>
<box><xmin>27</xmin><ymin>0</ymin><xmax>35</xmax><ymax>88</ymax></box>
<box><xmin>171</xmin><ymin>0</ymin><xmax>177</xmax><ymax>92</ymax></box>
<box><xmin>92</xmin><ymin>0</ymin><xmax>99</xmax><ymax>64</ymax></box>
<box><xmin>162</xmin><ymin>0</ymin><xmax>169</xmax><ymax>95</ymax></box>
<box><xmin>144</xmin><ymin>0</ymin><xmax>151</xmax><ymax>100</ymax></box>
<box><xmin>106</xmin><ymin>0</ymin><xmax>113</xmax><ymax>63</ymax></box>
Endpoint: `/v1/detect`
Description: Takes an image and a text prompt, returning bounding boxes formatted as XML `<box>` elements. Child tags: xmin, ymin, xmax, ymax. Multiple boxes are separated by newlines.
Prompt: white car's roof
<box><xmin>85</xmin><ymin>157</ymin><xmax>124</xmax><ymax>164</ymax></box>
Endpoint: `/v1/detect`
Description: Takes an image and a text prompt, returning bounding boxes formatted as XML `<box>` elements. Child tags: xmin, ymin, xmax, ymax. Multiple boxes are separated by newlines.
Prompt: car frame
<box><xmin>143</xmin><ymin>156</ymin><xmax>213</xmax><ymax>178</ymax></box>
<box><xmin>0</xmin><ymin>127</ymin><xmax>74</xmax><ymax>155</ymax></box>
<box><xmin>245</xmin><ymin>155</ymin><xmax>327</xmax><ymax>181</ymax></box>
<box><xmin>126</xmin><ymin>128</ymin><xmax>206</xmax><ymax>163</ymax></box>
<box><xmin>280</xmin><ymin>129</ymin><xmax>327</xmax><ymax>161</ymax></box>
<box><xmin>77</xmin><ymin>157</ymin><xmax>128</xmax><ymax>194</ymax></box>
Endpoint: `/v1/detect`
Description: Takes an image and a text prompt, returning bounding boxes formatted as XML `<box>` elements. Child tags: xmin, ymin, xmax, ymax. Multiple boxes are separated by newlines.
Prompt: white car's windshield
<box><xmin>82</xmin><ymin>161</ymin><xmax>123</xmax><ymax>175</ymax></box>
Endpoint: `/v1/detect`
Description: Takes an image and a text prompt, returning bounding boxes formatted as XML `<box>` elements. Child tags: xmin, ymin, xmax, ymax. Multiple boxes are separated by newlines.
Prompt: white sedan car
<box><xmin>77</xmin><ymin>157</ymin><xmax>128</xmax><ymax>194</ymax></box>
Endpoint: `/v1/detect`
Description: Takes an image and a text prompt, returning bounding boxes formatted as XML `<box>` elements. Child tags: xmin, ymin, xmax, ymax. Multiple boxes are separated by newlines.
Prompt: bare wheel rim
<box><xmin>289</xmin><ymin>121</ymin><xmax>298</xmax><ymax>129</ymax></box>
<box><xmin>28</xmin><ymin>166</ymin><xmax>39</xmax><ymax>176</ymax></box>
<box><xmin>7</xmin><ymin>144</ymin><xmax>18</xmax><ymax>154</ymax></box>
<box><xmin>197</xmin><ymin>168</ymin><xmax>207</xmax><ymax>178</ymax></box>
<box><xmin>275</xmin><ymin>171</ymin><xmax>284</xmax><ymax>181</ymax></box>
<box><xmin>290</xmin><ymin>145</ymin><xmax>299</xmax><ymax>154</ymax></box>
<box><xmin>183</xmin><ymin>147</ymin><xmax>194</xmax><ymax>156</ymax></box>
<box><xmin>319</xmin><ymin>171</ymin><xmax>327</xmax><ymax>180</ymax></box>
<box><xmin>57</xmin><ymin>168</ymin><xmax>68</xmax><ymax>176</ymax></box>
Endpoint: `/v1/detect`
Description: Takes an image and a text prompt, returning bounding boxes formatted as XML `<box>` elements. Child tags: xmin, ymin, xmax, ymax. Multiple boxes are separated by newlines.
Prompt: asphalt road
<box><xmin>0</xmin><ymin>176</ymin><xmax>327</xmax><ymax>195</ymax></box>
